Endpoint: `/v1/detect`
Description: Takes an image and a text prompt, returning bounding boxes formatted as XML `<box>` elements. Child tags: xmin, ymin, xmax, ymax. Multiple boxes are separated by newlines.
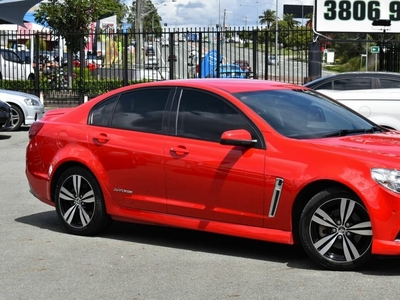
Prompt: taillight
<box><xmin>28</xmin><ymin>121</ymin><xmax>44</xmax><ymax>139</ymax></box>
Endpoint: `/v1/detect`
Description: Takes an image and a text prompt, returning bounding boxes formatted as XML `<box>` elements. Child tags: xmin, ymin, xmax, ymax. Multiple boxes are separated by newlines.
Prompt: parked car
<box><xmin>267</xmin><ymin>55</ymin><xmax>278</xmax><ymax>65</ymax></box>
<box><xmin>25</xmin><ymin>79</ymin><xmax>400</xmax><ymax>271</ymax></box>
<box><xmin>0</xmin><ymin>99</ymin><xmax>12</xmax><ymax>131</ymax></box>
<box><xmin>0</xmin><ymin>89</ymin><xmax>45</xmax><ymax>131</ymax></box>
<box><xmin>232</xmin><ymin>60</ymin><xmax>252</xmax><ymax>78</ymax></box>
<box><xmin>303</xmin><ymin>71</ymin><xmax>400</xmax><ymax>90</ymax></box>
<box><xmin>314</xmin><ymin>88</ymin><xmax>400</xmax><ymax>130</ymax></box>
<box><xmin>168</xmin><ymin>54</ymin><xmax>177</xmax><ymax>62</ymax></box>
<box><xmin>145</xmin><ymin>46</ymin><xmax>155</xmax><ymax>56</ymax></box>
<box><xmin>160</xmin><ymin>39</ymin><xmax>169</xmax><ymax>47</ymax></box>
<box><xmin>207</xmin><ymin>64</ymin><xmax>249</xmax><ymax>78</ymax></box>
<box><xmin>0</xmin><ymin>47</ymin><xmax>35</xmax><ymax>80</ymax></box>
<box><xmin>144</xmin><ymin>57</ymin><xmax>159</xmax><ymax>69</ymax></box>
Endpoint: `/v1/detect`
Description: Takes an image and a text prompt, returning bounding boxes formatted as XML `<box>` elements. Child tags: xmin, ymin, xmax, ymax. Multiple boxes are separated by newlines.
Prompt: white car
<box><xmin>315</xmin><ymin>88</ymin><xmax>400</xmax><ymax>130</ymax></box>
<box><xmin>144</xmin><ymin>57</ymin><xmax>159</xmax><ymax>69</ymax></box>
<box><xmin>0</xmin><ymin>89</ymin><xmax>45</xmax><ymax>131</ymax></box>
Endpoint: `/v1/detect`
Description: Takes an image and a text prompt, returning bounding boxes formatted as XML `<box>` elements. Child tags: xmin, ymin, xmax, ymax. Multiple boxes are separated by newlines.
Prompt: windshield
<box><xmin>234</xmin><ymin>89</ymin><xmax>384</xmax><ymax>139</ymax></box>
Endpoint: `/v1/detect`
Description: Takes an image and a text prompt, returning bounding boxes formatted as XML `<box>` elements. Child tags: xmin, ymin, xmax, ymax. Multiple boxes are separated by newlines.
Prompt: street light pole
<box><xmin>135</xmin><ymin>0</ymin><xmax>142</xmax><ymax>68</ymax></box>
<box><xmin>275</xmin><ymin>0</ymin><xmax>278</xmax><ymax>75</ymax></box>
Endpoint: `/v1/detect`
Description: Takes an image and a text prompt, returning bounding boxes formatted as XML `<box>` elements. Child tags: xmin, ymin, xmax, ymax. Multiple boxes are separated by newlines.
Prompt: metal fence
<box><xmin>0</xmin><ymin>27</ymin><xmax>316</xmax><ymax>105</ymax></box>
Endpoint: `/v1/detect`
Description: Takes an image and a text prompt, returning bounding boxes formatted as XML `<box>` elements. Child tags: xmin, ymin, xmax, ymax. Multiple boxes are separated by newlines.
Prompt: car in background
<box><xmin>0</xmin><ymin>89</ymin><xmax>45</xmax><ymax>131</ymax></box>
<box><xmin>314</xmin><ymin>88</ymin><xmax>400</xmax><ymax>130</ymax></box>
<box><xmin>145</xmin><ymin>46</ymin><xmax>155</xmax><ymax>56</ymax></box>
<box><xmin>267</xmin><ymin>55</ymin><xmax>279</xmax><ymax>65</ymax></box>
<box><xmin>0</xmin><ymin>99</ymin><xmax>12</xmax><ymax>131</ymax></box>
<box><xmin>27</xmin><ymin>78</ymin><xmax>400</xmax><ymax>271</ymax></box>
<box><xmin>232</xmin><ymin>60</ymin><xmax>252</xmax><ymax>78</ymax></box>
<box><xmin>207</xmin><ymin>64</ymin><xmax>249</xmax><ymax>78</ymax></box>
<box><xmin>303</xmin><ymin>71</ymin><xmax>400</xmax><ymax>90</ymax></box>
<box><xmin>144</xmin><ymin>57</ymin><xmax>159</xmax><ymax>69</ymax></box>
<box><xmin>168</xmin><ymin>54</ymin><xmax>177</xmax><ymax>62</ymax></box>
<box><xmin>0</xmin><ymin>47</ymin><xmax>35</xmax><ymax>80</ymax></box>
<box><xmin>160</xmin><ymin>39</ymin><xmax>169</xmax><ymax>47</ymax></box>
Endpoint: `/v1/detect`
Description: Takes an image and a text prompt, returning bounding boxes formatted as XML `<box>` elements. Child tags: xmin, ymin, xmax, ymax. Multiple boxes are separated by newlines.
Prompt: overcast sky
<box><xmin>143</xmin><ymin>0</ymin><xmax>315</xmax><ymax>29</ymax></box>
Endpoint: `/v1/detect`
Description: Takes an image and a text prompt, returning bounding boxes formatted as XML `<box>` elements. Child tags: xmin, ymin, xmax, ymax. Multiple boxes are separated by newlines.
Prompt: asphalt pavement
<box><xmin>1</xmin><ymin>129</ymin><xmax>400</xmax><ymax>300</ymax></box>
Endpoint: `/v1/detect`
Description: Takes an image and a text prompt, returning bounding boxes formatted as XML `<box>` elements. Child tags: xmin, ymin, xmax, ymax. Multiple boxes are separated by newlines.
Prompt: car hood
<box><xmin>311</xmin><ymin>131</ymin><xmax>400</xmax><ymax>159</ymax></box>
<box><xmin>0</xmin><ymin>89</ymin><xmax>39</xmax><ymax>100</ymax></box>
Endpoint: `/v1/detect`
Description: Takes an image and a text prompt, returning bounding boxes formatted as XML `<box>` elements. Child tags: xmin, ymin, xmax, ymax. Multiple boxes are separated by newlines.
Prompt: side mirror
<box><xmin>220</xmin><ymin>129</ymin><xmax>257</xmax><ymax>147</ymax></box>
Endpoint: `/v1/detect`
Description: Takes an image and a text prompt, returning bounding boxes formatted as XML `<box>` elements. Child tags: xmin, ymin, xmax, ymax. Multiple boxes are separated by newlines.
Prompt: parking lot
<box><xmin>2</xmin><ymin>128</ymin><xmax>400</xmax><ymax>300</ymax></box>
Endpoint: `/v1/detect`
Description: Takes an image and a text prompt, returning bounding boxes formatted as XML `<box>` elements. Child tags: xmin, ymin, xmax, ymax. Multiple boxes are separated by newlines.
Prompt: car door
<box><xmin>164</xmin><ymin>89</ymin><xmax>266</xmax><ymax>227</ymax></box>
<box><xmin>87</xmin><ymin>88</ymin><xmax>172</xmax><ymax>213</ymax></box>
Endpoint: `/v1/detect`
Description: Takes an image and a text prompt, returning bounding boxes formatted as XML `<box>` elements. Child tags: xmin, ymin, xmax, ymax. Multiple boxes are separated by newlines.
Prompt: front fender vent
<box><xmin>268</xmin><ymin>178</ymin><xmax>284</xmax><ymax>218</ymax></box>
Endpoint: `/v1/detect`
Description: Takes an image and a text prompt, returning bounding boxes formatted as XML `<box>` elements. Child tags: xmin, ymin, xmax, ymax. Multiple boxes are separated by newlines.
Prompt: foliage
<box><xmin>34</xmin><ymin>0</ymin><xmax>126</xmax><ymax>53</ymax></box>
<box><xmin>259</xmin><ymin>9</ymin><xmax>276</xmax><ymax>29</ymax></box>
<box><xmin>126</xmin><ymin>0</ymin><xmax>163</xmax><ymax>33</ymax></box>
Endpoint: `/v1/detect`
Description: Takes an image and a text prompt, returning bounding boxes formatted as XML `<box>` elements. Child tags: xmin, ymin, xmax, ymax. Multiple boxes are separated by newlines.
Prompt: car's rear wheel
<box><xmin>9</xmin><ymin>104</ymin><xmax>23</xmax><ymax>131</ymax></box>
<box><xmin>299</xmin><ymin>188</ymin><xmax>372</xmax><ymax>270</ymax></box>
<box><xmin>55</xmin><ymin>167</ymin><xmax>112</xmax><ymax>236</ymax></box>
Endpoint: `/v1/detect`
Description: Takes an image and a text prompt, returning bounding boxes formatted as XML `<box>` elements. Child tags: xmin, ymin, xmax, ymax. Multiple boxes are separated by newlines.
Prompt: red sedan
<box><xmin>26</xmin><ymin>79</ymin><xmax>400</xmax><ymax>270</ymax></box>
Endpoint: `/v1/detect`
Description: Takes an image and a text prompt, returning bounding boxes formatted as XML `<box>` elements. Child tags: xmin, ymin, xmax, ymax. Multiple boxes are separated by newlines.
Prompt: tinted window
<box><xmin>235</xmin><ymin>89</ymin><xmax>374</xmax><ymax>139</ymax></box>
<box><xmin>379</xmin><ymin>78</ymin><xmax>400</xmax><ymax>88</ymax></box>
<box><xmin>333</xmin><ymin>78</ymin><xmax>371</xmax><ymax>90</ymax></box>
<box><xmin>110</xmin><ymin>88</ymin><xmax>170</xmax><ymax>133</ymax></box>
<box><xmin>314</xmin><ymin>81</ymin><xmax>333</xmax><ymax>90</ymax></box>
<box><xmin>89</xmin><ymin>95</ymin><xmax>118</xmax><ymax>126</ymax></box>
<box><xmin>177</xmin><ymin>90</ymin><xmax>259</xmax><ymax>144</ymax></box>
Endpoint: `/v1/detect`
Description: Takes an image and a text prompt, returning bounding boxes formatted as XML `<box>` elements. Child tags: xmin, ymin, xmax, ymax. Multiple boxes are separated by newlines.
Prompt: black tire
<box><xmin>9</xmin><ymin>104</ymin><xmax>23</xmax><ymax>131</ymax></box>
<box><xmin>299</xmin><ymin>188</ymin><xmax>372</xmax><ymax>271</ymax></box>
<box><xmin>54</xmin><ymin>166</ymin><xmax>112</xmax><ymax>236</ymax></box>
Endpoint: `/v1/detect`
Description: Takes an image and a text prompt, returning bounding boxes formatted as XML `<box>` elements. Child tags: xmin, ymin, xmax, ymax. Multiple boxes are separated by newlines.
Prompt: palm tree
<box><xmin>305</xmin><ymin>12</ymin><xmax>313</xmax><ymax>28</ymax></box>
<box><xmin>259</xmin><ymin>9</ymin><xmax>276</xmax><ymax>29</ymax></box>
<box><xmin>283</xmin><ymin>13</ymin><xmax>300</xmax><ymax>29</ymax></box>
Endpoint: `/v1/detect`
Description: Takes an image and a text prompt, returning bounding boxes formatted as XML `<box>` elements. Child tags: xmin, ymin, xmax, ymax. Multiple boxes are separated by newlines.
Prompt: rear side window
<box><xmin>89</xmin><ymin>95</ymin><xmax>118</xmax><ymax>126</ymax></box>
<box><xmin>333</xmin><ymin>78</ymin><xmax>371</xmax><ymax>90</ymax></box>
<box><xmin>110</xmin><ymin>88</ymin><xmax>170</xmax><ymax>133</ymax></box>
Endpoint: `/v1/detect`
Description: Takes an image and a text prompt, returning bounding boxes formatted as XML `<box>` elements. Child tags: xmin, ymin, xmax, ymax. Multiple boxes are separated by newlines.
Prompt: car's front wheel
<box><xmin>55</xmin><ymin>167</ymin><xmax>112</xmax><ymax>235</ymax></box>
<box><xmin>9</xmin><ymin>104</ymin><xmax>23</xmax><ymax>131</ymax></box>
<box><xmin>299</xmin><ymin>188</ymin><xmax>372</xmax><ymax>270</ymax></box>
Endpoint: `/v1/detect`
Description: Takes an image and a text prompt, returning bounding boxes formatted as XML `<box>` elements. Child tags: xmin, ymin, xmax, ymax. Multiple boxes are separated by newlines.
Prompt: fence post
<box><xmin>252</xmin><ymin>29</ymin><xmax>258</xmax><ymax>79</ymax></box>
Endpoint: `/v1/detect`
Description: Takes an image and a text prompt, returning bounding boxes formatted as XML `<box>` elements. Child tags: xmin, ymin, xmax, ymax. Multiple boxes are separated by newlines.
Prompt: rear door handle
<box><xmin>170</xmin><ymin>146</ymin><xmax>189</xmax><ymax>156</ymax></box>
<box><xmin>93</xmin><ymin>133</ymin><xmax>110</xmax><ymax>143</ymax></box>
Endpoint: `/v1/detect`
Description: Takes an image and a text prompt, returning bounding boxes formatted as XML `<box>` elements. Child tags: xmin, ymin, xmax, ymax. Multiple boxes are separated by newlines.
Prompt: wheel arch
<box><xmin>291</xmin><ymin>180</ymin><xmax>358</xmax><ymax>244</ymax></box>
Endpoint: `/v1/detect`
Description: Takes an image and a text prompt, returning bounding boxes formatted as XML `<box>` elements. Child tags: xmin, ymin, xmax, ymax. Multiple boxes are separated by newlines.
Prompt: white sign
<box><xmin>315</xmin><ymin>0</ymin><xmax>400</xmax><ymax>33</ymax></box>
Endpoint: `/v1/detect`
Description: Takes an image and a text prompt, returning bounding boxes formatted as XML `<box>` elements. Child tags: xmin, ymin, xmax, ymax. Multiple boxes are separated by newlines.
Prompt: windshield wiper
<box><xmin>323</xmin><ymin>126</ymin><xmax>383</xmax><ymax>138</ymax></box>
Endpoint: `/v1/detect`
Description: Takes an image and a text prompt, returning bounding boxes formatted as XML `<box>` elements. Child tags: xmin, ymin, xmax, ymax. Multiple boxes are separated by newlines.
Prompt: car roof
<box><xmin>304</xmin><ymin>71</ymin><xmax>400</xmax><ymax>87</ymax></box>
<box><xmin>113</xmin><ymin>79</ymin><xmax>302</xmax><ymax>94</ymax></box>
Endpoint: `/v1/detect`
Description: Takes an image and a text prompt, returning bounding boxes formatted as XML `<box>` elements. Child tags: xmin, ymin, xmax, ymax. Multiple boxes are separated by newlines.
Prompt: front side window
<box><xmin>176</xmin><ymin>90</ymin><xmax>260</xmax><ymax>145</ymax></box>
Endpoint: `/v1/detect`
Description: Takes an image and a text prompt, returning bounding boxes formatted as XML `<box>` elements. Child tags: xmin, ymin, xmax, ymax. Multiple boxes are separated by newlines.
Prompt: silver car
<box><xmin>0</xmin><ymin>89</ymin><xmax>45</xmax><ymax>131</ymax></box>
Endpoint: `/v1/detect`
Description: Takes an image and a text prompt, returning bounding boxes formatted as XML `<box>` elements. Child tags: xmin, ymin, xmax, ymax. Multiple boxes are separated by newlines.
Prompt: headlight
<box><xmin>371</xmin><ymin>168</ymin><xmax>400</xmax><ymax>193</ymax></box>
<box><xmin>24</xmin><ymin>98</ymin><xmax>40</xmax><ymax>106</ymax></box>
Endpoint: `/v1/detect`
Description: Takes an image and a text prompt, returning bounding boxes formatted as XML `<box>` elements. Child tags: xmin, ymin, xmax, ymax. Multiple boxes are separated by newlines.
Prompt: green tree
<box><xmin>126</xmin><ymin>0</ymin><xmax>163</xmax><ymax>33</ymax></box>
<box><xmin>35</xmin><ymin>0</ymin><xmax>126</xmax><ymax>80</ymax></box>
<box><xmin>282</xmin><ymin>13</ymin><xmax>300</xmax><ymax>29</ymax></box>
<box><xmin>259</xmin><ymin>9</ymin><xmax>276</xmax><ymax>29</ymax></box>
